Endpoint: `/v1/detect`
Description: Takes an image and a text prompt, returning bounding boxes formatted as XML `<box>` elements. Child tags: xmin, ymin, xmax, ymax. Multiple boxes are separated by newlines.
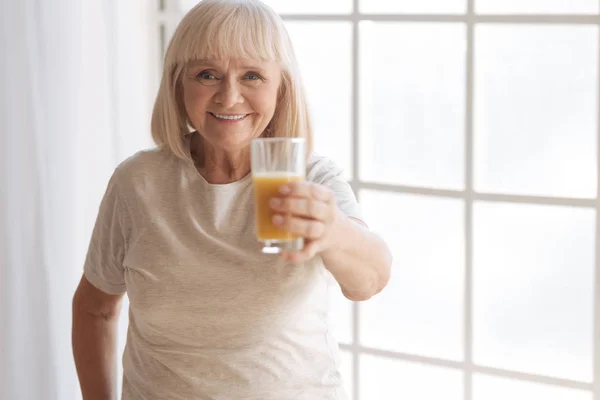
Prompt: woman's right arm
<box><xmin>72</xmin><ymin>275</ymin><xmax>124</xmax><ymax>400</ymax></box>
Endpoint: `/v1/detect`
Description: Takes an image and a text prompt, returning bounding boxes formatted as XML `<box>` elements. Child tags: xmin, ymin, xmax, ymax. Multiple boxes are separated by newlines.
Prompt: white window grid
<box><xmin>156</xmin><ymin>1</ymin><xmax>600</xmax><ymax>399</ymax></box>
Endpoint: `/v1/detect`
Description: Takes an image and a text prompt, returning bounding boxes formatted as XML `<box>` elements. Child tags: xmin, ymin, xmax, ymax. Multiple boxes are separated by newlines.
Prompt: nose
<box><xmin>213</xmin><ymin>79</ymin><xmax>244</xmax><ymax>109</ymax></box>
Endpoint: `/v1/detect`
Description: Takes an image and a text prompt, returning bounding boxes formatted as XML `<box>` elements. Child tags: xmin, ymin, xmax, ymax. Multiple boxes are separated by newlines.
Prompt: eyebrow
<box><xmin>187</xmin><ymin>59</ymin><xmax>213</xmax><ymax>67</ymax></box>
<box><xmin>187</xmin><ymin>60</ymin><xmax>267</xmax><ymax>72</ymax></box>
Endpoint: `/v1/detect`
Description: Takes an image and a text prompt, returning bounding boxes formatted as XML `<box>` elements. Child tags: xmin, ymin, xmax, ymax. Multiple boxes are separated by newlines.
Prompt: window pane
<box><xmin>340</xmin><ymin>350</ymin><xmax>354</xmax><ymax>400</ymax></box>
<box><xmin>474</xmin><ymin>374</ymin><xmax>592</xmax><ymax>400</ymax></box>
<box><xmin>285</xmin><ymin>22</ymin><xmax>353</xmax><ymax>179</ymax></box>
<box><xmin>361</xmin><ymin>0</ymin><xmax>466</xmax><ymax>14</ymax></box>
<box><xmin>329</xmin><ymin>278</ymin><xmax>353</xmax><ymax>345</ymax></box>
<box><xmin>473</xmin><ymin>202</ymin><xmax>594</xmax><ymax>382</ymax></box>
<box><xmin>360</xmin><ymin>22</ymin><xmax>466</xmax><ymax>189</ymax></box>
<box><xmin>360</xmin><ymin>355</ymin><xmax>463</xmax><ymax>400</ymax></box>
<box><xmin>476</xmin><ymin>0</ymin><xmax>599</xmax><ymax>14</ymax></box>
<box><xmin>176</xmin><ymin>0</ymin><xmax>194</xmax><ymax>13</ymax></box>
<box><xmin>360</xmin><ymin>191</ymin><xmax>464</xmax><ymax>360</ymax></box>
<box><xmin>474</xmin><ymin>25</ymin><xmax>598</xmax><ymax>198</ymax></box>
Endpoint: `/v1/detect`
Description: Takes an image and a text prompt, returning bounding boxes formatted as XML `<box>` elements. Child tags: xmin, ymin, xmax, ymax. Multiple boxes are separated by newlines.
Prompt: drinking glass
<box><xmin>251</xmin><ymin>138</ymin><xmax>306</xmax><ymax>254</ymax></box>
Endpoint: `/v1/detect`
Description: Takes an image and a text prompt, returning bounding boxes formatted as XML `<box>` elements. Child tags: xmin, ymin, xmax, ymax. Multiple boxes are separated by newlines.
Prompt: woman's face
<box><xmin>182</xmin><ymin>58</ymin><xmax>282</xmax><ymax>153</ymax></box>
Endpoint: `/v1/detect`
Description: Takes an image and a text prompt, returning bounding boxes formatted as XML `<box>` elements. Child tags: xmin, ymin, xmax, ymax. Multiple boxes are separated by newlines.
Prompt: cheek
<box><xmin>183</xmin><ymin>86</ymin><xmax>211</xmax><ymax>117</ymax></box>
<box><xmin>253</xmin><ymin>88</ymin><xmax>279</xmax><ymax>117</ymax></box>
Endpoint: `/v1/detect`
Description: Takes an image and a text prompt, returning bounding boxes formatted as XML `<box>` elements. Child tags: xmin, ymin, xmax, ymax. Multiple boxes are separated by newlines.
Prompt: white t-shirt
<box><xmin>83</xmin><ymin>141</ymin><xmax>362</xmax><ymax>400</ymax></box>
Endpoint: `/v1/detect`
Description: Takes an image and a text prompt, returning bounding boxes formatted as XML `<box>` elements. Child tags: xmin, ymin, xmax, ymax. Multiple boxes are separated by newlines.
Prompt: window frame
<box><xmin>157</xmin><ymin>1</ymin><xmax>600</xmax><ymax>399</ymax></box>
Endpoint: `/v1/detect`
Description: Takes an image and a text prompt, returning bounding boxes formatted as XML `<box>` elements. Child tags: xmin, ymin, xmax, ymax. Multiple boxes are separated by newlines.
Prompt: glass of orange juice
<box><xmin>251</xmin><ymin>137</ymin><xmax>306</xmax><ymax>254</ymax></box>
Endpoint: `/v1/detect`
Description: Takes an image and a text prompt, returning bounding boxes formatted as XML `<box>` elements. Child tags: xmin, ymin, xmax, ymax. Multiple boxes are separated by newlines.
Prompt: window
<box><xmin>159</xmin><ymin>1</ymin><xmax>600</xmax><ymax>399</ymax></box>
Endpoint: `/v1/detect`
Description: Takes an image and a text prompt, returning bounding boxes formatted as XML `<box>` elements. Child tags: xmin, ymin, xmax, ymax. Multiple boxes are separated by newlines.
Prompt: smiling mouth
<box><xmin>209</xmin><ymin>112</ymin><xmax>249</xmax><ymax>121</ymax></box>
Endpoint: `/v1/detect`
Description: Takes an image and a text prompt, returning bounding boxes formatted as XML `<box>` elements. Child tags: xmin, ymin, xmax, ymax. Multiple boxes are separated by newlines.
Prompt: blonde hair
<box><xmin>151</xmin><ymin>0</ymin><xmax>313</xmax><ymax>160</ymax></box>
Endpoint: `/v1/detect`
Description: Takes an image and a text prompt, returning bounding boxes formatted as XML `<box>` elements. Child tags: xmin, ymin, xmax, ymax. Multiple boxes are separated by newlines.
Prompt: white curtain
<box><xmin>0</xmin><ymin>0</ymin><xmax>156</xmax><ymax>398</ymax></box>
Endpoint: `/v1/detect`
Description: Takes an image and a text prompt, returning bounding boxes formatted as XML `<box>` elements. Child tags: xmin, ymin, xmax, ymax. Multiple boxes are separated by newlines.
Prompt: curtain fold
<box><xmin>1</xmin><ymin>1</ymin><xmax>155</xmax><ymax>398</ymax></box>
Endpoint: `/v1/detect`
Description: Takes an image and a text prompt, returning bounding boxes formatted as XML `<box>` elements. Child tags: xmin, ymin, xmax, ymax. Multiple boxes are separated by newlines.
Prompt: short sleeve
<box><xmin>83</xmin><ymin>171</ymin><xmax>130</xmax><ymax>295</ymax></box>
<box><xmin>306</xmin><ymin>154</ymin><xmax>364</xmax><ymax>223</ymax></box>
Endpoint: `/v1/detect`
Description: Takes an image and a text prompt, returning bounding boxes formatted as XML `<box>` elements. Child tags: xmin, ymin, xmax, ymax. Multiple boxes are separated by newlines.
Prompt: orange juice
<box><xmin>253</xmin><ymin>173</ymin><xmax>304</xmax><ymax>241</ymax></box>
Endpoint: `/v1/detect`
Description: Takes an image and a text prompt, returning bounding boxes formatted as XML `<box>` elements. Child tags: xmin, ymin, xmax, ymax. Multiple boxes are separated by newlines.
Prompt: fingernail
<box><xmin>272</xmin><ymin>214</ymin><xmax>284</xmax><ymax>225</ymax></box>
<box><xmin>269</xmin><ymin>198</ymin><xmax>281</xmax><ymax>208</ymax></box>
<box><xmin>279</xmin><ymin>185</ymin><xmax>290</xmax><ymax>194</ymax></box>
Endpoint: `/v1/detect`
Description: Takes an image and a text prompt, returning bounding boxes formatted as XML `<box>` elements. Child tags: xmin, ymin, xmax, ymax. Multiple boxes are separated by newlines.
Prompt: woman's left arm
<box><xmin>271</xmin><ymin>181</ymin><xmax>393</xmax><ymax>301</ymax></box>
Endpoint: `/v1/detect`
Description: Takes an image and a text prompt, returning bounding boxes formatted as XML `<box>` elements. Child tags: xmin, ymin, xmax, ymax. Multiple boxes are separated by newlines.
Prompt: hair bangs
<box><xmin>174</xmin><ymin>0</ymin><xmax>285</xmax><ymax>68</ymax></box>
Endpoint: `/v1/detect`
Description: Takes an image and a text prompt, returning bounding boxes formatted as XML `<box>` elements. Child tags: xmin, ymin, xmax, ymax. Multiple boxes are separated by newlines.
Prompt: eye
<box><xmin>244</xmin><ymin>72</ymin><xmax>264</xmax><ymax>81</ymax></box>
<box><xmin>195</xmin><ymin>71</ymin><xmax>218</xmax><ymax>81</ymax></box>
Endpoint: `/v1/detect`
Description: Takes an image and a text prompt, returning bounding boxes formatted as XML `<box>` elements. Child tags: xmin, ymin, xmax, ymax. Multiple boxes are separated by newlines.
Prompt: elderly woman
<box><xmin>72</xmin><ymin>0</ymin><xmax>392</xmax><ymax>399</ymax></box>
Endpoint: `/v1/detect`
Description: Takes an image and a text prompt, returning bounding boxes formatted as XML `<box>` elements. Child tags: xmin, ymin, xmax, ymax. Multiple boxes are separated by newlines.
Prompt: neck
<box><xmin>191</xmin><ymin>135</ymin><xmax>251</xmax><ymax>184</ymax></box>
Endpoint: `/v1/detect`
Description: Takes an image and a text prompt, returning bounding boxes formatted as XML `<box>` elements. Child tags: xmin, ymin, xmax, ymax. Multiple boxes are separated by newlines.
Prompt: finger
<box><xmin>280</xmin><ymin>181</ymin><xmax>333</xmax><ymax>202</ymax></box>
<box><xmin>273</xmin><ymin>214</ymin><xmax>325</xmax><ymax>240</ymax></box>
<box><xmin>270</xmin><ymin>197</ymin><xmax>329</xmax><ymax>221</ymax></box>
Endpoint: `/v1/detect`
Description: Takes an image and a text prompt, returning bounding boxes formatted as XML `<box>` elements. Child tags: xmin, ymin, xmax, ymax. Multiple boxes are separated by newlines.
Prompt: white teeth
<box><xmin>213</xmin><ymin>113</ymin><xmax>247</xmax><ymax>120</ymax></box>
